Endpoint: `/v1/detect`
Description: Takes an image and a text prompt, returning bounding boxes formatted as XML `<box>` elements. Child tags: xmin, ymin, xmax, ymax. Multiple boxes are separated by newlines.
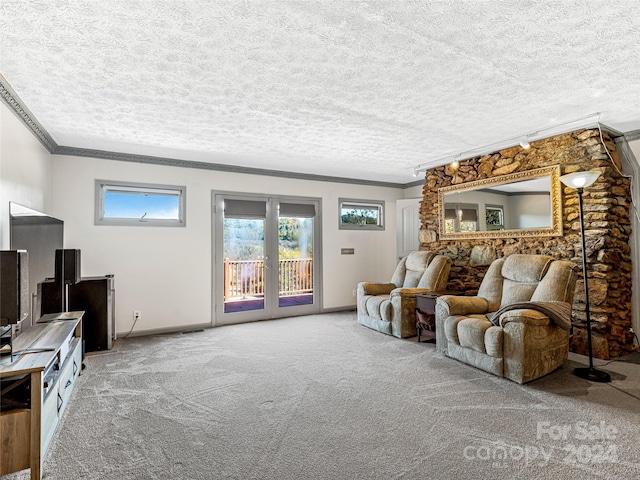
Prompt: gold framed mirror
<box><xmin>438</xmin><ymin>165</ymin><xmax>562</xmax><ymax>240</ymax></box>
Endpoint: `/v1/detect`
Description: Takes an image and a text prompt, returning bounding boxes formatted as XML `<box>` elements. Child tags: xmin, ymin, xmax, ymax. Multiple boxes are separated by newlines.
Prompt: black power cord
<box><xmin>590</xmin><ymin>328</ymin><xmax>640</xmax><ymax>368</ymax></box>
<box><xmin>121</xmin><ymin>312</ymin><xmax>140</xmax><ymax>339</ymax></box>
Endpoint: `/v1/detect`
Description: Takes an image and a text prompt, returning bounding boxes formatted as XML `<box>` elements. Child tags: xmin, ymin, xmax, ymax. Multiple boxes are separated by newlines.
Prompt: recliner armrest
<box><xmin>436</xmin><ymin>295</ymin><xmax>489</xmax><ymax>316</ymax></box>
<box><xmin>497</xmin><ymin>309</ymin><xmax>553</xmax><ymax>328</ymax></box>
<box><xmin>390</xmin><ymin>287</ymin><xmax>436</xmax><ymax>299</ymax></box>
<box><xmin>358</xmin><ymin>282</ymin><xmax>396</xmax><ymax>296</ymax></box>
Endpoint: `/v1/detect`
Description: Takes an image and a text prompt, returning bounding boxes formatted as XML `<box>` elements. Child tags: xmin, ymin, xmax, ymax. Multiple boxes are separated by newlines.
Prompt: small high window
<box><xmin>95</xmin><ymin>180</ymin><xmax>186</xmax><ymax>227</ymax></box>
<box><xmin>486</xmin><ymin>205</ymin><xmax>505</xmax><ymax>231</ymax></box>
<box><xmin>339</xmin><ymin>199</ymin><xmax>385</xmax><ymax>230</ymax></box>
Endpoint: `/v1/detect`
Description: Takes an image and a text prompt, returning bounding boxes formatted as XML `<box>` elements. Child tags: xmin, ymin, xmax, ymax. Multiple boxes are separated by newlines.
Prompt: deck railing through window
<box><xmin>224</xmin><ymin>258</ymin><xmax>313</xmax><ymax>300</ymax></box>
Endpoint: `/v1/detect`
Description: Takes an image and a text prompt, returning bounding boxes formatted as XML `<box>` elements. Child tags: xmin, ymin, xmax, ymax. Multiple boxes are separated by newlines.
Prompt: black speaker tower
<box><xmin>55</xmin><ymin>249</ymin><xmax>81</xmax><ymax>286</ymax></box>
<box><xmin>54</xmin><ymin>249</ymin><xmax>81</xmax><ymax>312</ymax></box>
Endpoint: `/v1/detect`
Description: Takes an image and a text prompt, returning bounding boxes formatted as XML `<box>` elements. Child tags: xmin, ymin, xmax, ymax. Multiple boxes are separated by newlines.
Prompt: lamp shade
<box><xmin>559</xmin><ymin>169</ymin><xmax>601</xmax><ymax>189</ymax></box>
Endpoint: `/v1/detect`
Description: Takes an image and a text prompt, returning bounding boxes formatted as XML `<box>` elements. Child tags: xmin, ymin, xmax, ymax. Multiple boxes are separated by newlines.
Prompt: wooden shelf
<box><xmin>0</xmin><ymin>312</ymin><xmax>83</xmax><ymax>480</ymax></box>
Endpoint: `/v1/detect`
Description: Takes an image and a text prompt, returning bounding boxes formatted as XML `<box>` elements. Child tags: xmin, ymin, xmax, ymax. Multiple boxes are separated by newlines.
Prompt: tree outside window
<box><xmin>486</xmin><ymin>205</ymin><xmax>505</xmax><ymax>231</ymax></box>
<box><xmin>339</xmin><ymin>199</ymin><xmax>385</xmax><ymax>230</ymax></box>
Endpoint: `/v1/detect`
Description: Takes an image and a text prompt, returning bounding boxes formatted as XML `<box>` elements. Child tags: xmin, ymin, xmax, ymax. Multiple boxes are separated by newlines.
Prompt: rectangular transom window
<box><xmin>486</xmin><ymin>204</ymin><xmax>505</xmax><ymax>231</ymax></box>
<box><xmin>339</xmin><ymin>198</ymin><xmax>385</xmax><ymax>230</ymax></box>
<box><xmin>95</xmin><ymin>180</ymin><xmax>186</xmax><ymax>227</ymax></box>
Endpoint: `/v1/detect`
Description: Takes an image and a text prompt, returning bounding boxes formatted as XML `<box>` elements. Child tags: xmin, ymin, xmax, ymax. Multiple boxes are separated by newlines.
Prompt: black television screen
<box><xmin>9</xmin><ymin>202</ymin><xmax>63</xmax><ymax>325</ymax></box>
<box><xmin>0</xmin><ymin>250</ymin><xmax>29</xmax><ymax>326</ymax></box>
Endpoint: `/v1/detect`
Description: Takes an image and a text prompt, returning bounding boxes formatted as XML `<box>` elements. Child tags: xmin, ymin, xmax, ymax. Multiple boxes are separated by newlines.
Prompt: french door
<box><xmin>213</xmin><ymin>193</ymin><xmax>321</xmax><ymax>325</ymax></box>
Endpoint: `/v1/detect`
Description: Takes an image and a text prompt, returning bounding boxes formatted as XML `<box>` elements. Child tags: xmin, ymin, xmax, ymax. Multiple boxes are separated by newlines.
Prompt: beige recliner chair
<box><xmin>357</xmin><ymin>251</ymin><xmax>452</xmax><ymax>338</ymax></box>
<box><xmin>435</xmin><ymin>254</ymin><xmax>578</xmax><ymax>384</ymax></box>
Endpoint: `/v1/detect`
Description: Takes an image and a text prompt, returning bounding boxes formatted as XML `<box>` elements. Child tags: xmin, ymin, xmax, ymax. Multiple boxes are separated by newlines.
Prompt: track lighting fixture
<box><xmin>410</xmin><ymin>112</ymin><xmax>601</xmax><ymax>177</ymax></box>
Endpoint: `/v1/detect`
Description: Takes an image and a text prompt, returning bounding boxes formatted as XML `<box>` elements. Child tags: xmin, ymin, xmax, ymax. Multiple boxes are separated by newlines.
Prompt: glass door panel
<box><xmin>278</xmin><ymin>203</ymin><xmax>314</xmax><ymax>308</ymax></box>
<box><xmin>215</xmin><ymin>194</ymin><xmax>320</xmax><ymax>324</ymax></box>
<box><xmin>222</xmin><ymin>200</ymin><xmax>266</xmax><ymax>314</ymax></box>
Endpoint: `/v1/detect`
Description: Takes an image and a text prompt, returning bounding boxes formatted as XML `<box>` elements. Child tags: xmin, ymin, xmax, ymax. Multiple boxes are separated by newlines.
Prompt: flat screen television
<box><xmin>0</xmin><ymin>249</ymin><xmax>29</xmax><ymax>324</ymax></box>
<box><xmin>0</xmin><ymin>250</ymin><xmax>29</xmax><ymax>358</ymax></box>
<box><xmin>9</xmin><ymin>202</ymin><xmax>64</xmax><ymax>326</ymax></box>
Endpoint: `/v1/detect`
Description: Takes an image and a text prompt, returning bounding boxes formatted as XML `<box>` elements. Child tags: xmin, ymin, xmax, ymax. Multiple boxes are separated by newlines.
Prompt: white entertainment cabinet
<box><xmin>0</xmin><ymin>312</ymin><xmax>84</xmax><ymax>480</ymax></box>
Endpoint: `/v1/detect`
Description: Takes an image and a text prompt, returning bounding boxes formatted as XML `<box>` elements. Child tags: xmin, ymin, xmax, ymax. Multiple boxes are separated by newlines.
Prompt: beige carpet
<box><xmin>6</xmin><ymin>312</ymin><xmax>640</xmax><ymax>479</ymax></box>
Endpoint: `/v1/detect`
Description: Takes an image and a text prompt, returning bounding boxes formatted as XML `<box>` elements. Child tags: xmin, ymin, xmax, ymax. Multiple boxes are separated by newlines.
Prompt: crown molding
<box><xmin>622</xmin><ymin>129</ymin><xmax>640</xmax><ymax>142</ymax></box>
<box><xmin>0</xmin><ymin>74</ymin><xmax>59</xmax><ymax>152</ymax></box>
<box><xmin>1</xmin><ymin>75</ymin><xmax>411</xmax><ymax>188</ymax></box>
<box><xmin>55</xmin><ymin>145</ymin><xmax>405</xmax><ymax>188</ymax></box>
<box><xmin>402</xmin><ymin>179</ymin><xmax>425</xmax><ymax>189</ymax></box>
<box><xmin>599</xmin><ymin>122</ymin><xmax>624</xmax><ymax>138</ymax></box>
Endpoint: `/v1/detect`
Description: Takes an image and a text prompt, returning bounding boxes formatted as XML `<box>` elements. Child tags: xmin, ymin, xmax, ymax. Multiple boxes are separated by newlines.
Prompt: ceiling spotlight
<box><xmin>408</xmin><ymin>113</ymin><xmax>599</xmax><ymax>175</ymax></box>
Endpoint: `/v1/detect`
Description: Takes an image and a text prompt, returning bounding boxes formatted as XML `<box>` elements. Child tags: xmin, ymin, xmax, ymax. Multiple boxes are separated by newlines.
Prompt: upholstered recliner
<box><xmin>357</xmin><ymin>251</ymin><xmax>452</xmax><ymax>338</ymax></box>
<box><xmin>435</xmin><ymin>254</ymin><xmax>578</xmax><ymax>384</ymax></box>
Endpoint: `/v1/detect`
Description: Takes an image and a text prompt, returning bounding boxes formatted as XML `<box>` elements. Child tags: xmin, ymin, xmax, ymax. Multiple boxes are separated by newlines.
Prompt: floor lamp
<box><xmin>559</xmin><ymin>169</ymin><xmax>611</xmax><ymax>383</ymax></box>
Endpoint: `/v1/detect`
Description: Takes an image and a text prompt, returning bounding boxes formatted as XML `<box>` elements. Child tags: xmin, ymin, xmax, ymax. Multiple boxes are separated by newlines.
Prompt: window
<box><xmin>444</xmin><ymin>203</ymin><xmax>478</xmax><ymax>233</ymax></box>
<box><xmin>339</xmin><ymin>198</ymin><xmax>385</xmax><ymax>230</ymax></box>
<box><xmin>95</xmin><ymin>180</ymin><xmax>186</xmax><ymax>226</ymax></box>
<box><xmin>486</xmin><ymin>205</ymin><xmax>505</xmax><ymax>231</ymax></box>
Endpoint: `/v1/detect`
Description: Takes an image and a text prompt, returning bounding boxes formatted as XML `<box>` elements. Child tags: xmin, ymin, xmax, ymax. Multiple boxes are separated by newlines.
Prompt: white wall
<box><xmin>50</xmin><ymin>155</ymin><xmax>403</xmax><ymax>335</ymax></box>
<box><xmin>403</xmin><ymin>184</ymin><xmax>423</xmax><ymax>199</ymax></box>
<box><xmin>626</xmin><ymin>138</ymin><xmax>640</xmax><ymax>341</ymax></box>
<box><xmin>509</xmin><ymin>193</ymin><xmax>551</xmax><ymax>229</ymax></box>
<box><xmin>0</xmin><ymin>102</ymin><xmax>53</xmax><ymax>249</ymax></box>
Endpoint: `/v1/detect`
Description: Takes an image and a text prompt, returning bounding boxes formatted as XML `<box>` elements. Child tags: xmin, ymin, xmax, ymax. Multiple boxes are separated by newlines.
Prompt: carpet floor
<box><xmin>5</xmin><ymin>312</ymin><xmax>640</xmax><ymax>479</ymax></box>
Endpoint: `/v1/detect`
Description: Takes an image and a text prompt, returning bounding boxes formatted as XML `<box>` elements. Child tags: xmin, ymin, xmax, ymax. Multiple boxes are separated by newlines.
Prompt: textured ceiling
<box><xmin>1</xmin><ymin>1</ymin><xmax>639</xmax><ymax>184</ymax></box>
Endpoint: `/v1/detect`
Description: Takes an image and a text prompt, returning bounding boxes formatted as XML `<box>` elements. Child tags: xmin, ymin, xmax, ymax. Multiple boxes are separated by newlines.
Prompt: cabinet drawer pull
<box><xmin>57</xmin><ymin>392</ymin><xmax>63</xmax><ymax>413</ymax></box>
<box><xmin>65</xmin><ymin>379</ymin><xmax>72</xmax><ymax>389</ymax></box>
<box><xmin>73</xmin><ymin>360</ymin><xmax>78</xmax><ymax>376</ymax></box>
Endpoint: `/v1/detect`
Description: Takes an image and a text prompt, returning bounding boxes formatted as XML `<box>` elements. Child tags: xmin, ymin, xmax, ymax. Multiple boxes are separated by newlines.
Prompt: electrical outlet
<box><xmin>352</xmin><ymin>289</ymin><xmax>356</xmax><ymax>298</ymax></box>
<box><xmin>134</xmin><ymin>310</ymin><xmax>142</xmax><ymax>322</ymax></box>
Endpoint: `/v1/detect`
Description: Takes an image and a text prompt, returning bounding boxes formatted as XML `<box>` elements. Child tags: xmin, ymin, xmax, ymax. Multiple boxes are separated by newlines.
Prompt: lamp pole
<box><xmin>574</xmin><ymin>187</ymin><xmax>610</xmax><ymax>381</ymax></box>
<box><xmin>560</xmin><ymin>170</ymin><xmax>611</xmax><ymax>383</ymax></box>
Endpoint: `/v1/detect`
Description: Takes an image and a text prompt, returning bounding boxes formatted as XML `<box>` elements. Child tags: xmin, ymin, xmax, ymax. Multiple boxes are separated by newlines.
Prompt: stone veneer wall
<box><xmin>419</xmin><ymin>129</ymin><xmax>634</xmax><ymax>359</ymax></box>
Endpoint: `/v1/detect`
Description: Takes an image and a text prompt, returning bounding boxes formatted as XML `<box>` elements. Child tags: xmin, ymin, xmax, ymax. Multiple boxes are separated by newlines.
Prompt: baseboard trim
<box><xmin>116</xmin><ymin>309</ymin><xmax>356</xmax><ymax>338</ymax></box>
<box><xmin>322</xmin><ymin>306</ymin><xmax>356</xmax><ymax>313</ymax></box>
<box><xmin>115</xmin><ymin>322</ymin><xmax>212</xmax><ymax>339</ymax></box>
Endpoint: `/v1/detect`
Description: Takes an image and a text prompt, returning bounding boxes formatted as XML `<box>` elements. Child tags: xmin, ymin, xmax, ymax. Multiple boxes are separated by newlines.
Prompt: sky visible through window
<box><xmin>104</xmin><ymin>191</ymin><xmax>180</xmax><ymax>220</ymax></box>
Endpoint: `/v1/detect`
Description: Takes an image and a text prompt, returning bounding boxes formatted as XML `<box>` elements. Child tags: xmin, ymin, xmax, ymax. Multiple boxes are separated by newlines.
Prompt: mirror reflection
<box><xmin>438</xmin><ymin>166</ymin><xmax>562</xmax><ymax>240</ymax></box>
<box><xmin>444</xmin><ymin>177</ymin><xmax>551</xmax><ymax>233</ymax></box>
